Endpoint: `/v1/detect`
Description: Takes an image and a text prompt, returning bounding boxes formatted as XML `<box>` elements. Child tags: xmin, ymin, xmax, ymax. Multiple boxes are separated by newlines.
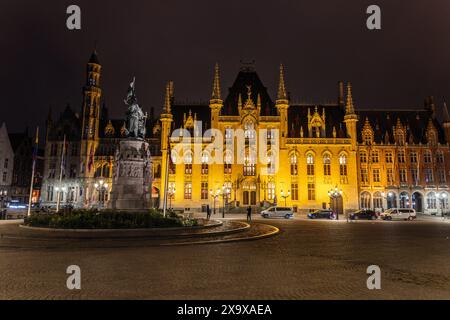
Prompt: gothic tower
<box><xmin>80</xmin><ymin>50</ymin><xmax>102</xmax><ymax>179</ymax></box>
<box><xmin>160</xmin><ymin>81</ymin><xmax>174</xmax><ymax>208</ymax></box>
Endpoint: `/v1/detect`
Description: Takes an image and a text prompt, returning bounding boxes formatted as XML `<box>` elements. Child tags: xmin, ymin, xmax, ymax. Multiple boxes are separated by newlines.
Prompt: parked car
<box><xmin>307</xmin><ymin>209</ymin><xmax>335</xmax><ymax>220</ymax></box>
<box><xmin>380</xmin><ymin>208</ymin><xmax>416</xmax><ymax>221</ymax></box>
<box><xmin>349</xmin><ymin>209</ymin><xmax>377</xmax><ymax>220</ymax></box>
<box><xmin>261</xmin><ymin>206</ymin><xmax>294</xmax><ymax>219</ymax></box>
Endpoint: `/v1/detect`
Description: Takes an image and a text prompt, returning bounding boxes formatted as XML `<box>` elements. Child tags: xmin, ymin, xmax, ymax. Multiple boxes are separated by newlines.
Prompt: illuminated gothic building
<box><xmin>159</xmin><ymin>64</ymin><xmax>450</xmax><ymax>215</ymax></box>
<box><xmin>40</xmin><ymin>51</ymin><xmax>450</xmax><ymax>215</ymax></box>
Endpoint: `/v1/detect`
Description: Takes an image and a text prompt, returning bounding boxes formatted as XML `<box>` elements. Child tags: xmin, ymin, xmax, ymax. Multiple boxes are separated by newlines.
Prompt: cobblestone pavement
<box><xmin>1</xmin><ymin>218</ymin><xmax>450</xmax><ymax>299</ymax></box>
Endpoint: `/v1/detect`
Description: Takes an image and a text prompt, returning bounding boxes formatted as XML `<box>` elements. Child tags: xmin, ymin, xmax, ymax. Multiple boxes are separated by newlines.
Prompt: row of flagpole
<box><xmin>27</xmin><ymin>128</ymin><xmax>66</xmax><ymax>216</ymax></box>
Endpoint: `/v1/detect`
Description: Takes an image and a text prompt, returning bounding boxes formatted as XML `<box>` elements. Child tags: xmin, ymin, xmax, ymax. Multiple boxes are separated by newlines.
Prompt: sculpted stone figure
<box><xmin>123</xmin><ymin>77</ymin><xmax>147</xmax><ymax>139</ymax></box>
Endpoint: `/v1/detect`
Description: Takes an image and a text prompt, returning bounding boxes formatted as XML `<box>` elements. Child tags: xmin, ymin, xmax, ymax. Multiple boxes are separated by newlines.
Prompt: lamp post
<box><xmin>94</xmin><ymin>180</ymin><xmax>108</xmax><ymax>209</ymax></box>
<box><xmin>280</xmin><ymin>189</ymin><xmax>290</xmax><ymax>207</ymax></box>
<box><xmin>221</xmin><ymin>185</ymin><xmax>231</xmax><ymax>218</ymax></box>
<box><xmin>55</xmin><ymin>185</ymin><xmax>67</xmax><ymax>212</ymax></box>
<box><xmin>210</xmin><ymin>188</ymin><xmax>220</xmax><ymax>216</ymax></box>
<box><xmin>437</xmin><ymin>192</ymin><xmax>447</xmax><ymax>218</ymax></box>
<box><xmin>328</xmin><ymin>186</ymin><xmax>343</xmax><ymax>220</ymax></box>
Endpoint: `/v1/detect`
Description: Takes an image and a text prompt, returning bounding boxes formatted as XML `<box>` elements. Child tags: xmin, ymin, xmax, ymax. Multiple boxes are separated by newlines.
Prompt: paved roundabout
<box><xmin>0</xmin><ymin>220</ymin><xmax>279</xmax><ymax>249</ymax></box>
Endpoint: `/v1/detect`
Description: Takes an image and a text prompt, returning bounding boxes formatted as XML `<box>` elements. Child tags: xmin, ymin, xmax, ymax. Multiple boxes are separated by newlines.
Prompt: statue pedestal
<box><xmin>109</xmin><ymin>139</ymin><xmax>152</xmax><ymax>211</ymax></box>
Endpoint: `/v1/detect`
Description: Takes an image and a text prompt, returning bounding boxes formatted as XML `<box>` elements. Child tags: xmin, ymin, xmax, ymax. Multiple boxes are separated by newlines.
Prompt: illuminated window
<box><xmin>307</xmin><ymin>183</ymin><xmax>315</xmax><ymax>201</ymax></box>
<box><xmin>323</xmin><ymin>154</ymin><xmax>331</xmax><ymax>176</ymax></box>
<box><xmin>410</xmin><ymin>152</ymin><xmax>417</xmax><ymax>163</ymax></box>
<box><xmin>290</xmin><ymin>154</ymin><xmax>298</xmax><ymax>175</ymax></box>
<box><xmin>184</xmin><ymin>152</ymin><xmax>192</xmax><ymax>174</ymax></box>
<box><xmin>339</xmin><ymin>155</ymin><xmax>347</xmax><ymax>176</ymax></box>
<box><xmin>306</xmin><ymin>154</ymin><xmax>314</xmax><ymax>176</ymax></box>
<box><xmin>267</xmin><ymin>182</ymin><xmax>275</xmax><ymax>200</ymax></box>
<box><xmin>201</xmin><ymin>153</ymin><xmax>209</xmax><ymax>175</ymax></box>
<box><xmin>359</xmin><ymin>152</ymin><xmax>367</xmax><ymax>163</ymax></box>
<box><xmin>291</xmin><ymin>183</ymin><xmax>298</xmax><ymax>201</ymax></box>
<box><xmin>184</xmin><ymin>183</ymin><xmax>192</xmax><ymax>200</ymax></box>
<box><xmin>371</xmin><ymin>150</ymin><xmax>379</xmax><ymax>163</ymax></box>
<box><xmin>385</xmin><ymin>152</ymin><xmax>393</xmax><ymax>163</ymax></box>
<box><xmin>397</xmin><ymin>151</ymin><xmax>405</xmax><ymax>163</ymax></box>
<box><xmin>201</xmin><ymin>182</ymin><xmax>208</xmax><ymax>200</ymax></box>
<box><xmin>373</xmin><ymin>169</ymin><xmax>380</xmax><ymax>183</ymax></box>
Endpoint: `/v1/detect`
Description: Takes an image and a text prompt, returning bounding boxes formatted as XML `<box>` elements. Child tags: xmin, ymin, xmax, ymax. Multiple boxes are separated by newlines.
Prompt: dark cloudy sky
<box><xmin>1</xmin><ymin>0</ymin><xmax>450</xmax><ymax>134</ymax></box>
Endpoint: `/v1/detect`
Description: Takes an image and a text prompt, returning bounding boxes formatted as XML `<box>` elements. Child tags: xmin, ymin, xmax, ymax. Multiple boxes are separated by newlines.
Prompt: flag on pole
<box><xmin>88</xmin><ymin>145</ymin><xmax>94</xmax><ymax>172</ymax></box>
<box><xmin>27</xmin><ymin>127</ymin><xmax>39</xmax><ymax>216</ymax></box>
<box><xmin>60</xmin><ymin>135</ymin><xmax>66</xmax><ymax>178</ymax></box>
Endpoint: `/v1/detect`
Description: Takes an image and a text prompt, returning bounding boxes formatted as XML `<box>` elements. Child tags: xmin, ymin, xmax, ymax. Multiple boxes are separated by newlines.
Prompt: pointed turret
<box><xmin>209</xmin><ymin>63</ymin><xmax>223</xmax><ymax>129</ymax></box>
<box><xmin>442</xmin><ymin>98</ymin><xmax>450</xmax><ymax>143</ymax></box>
<box><xmin>211</xmin><ymin>63</ymin><xmax>221</xmax><ymax>100</ymax></box>
<box><xmin>345</xmin><ymin>82</ymin><xmax>355</xmax><ymax>115</ymax></box>
<box><xmin>275</xmin><ymin>64</ymin><xmax>289</xmax><ymax>148</ymax></box>
<box><xmin>163</xmin><ymin>81</ymin><xmax>172</xmax><ymax>114</ymax></box>
<box><xmin>443</xmin><ymin>98</ymin><xmax>450</xmax><ymax>123</ymax></box>
<box><xmin>343</xmin><ymin>82</ymin><xmax>358</xmax><ymax>149</ymax></box>
<box><xmin>277</xmin><ymin>64</ymin><xmax>288</xmax><ymax>102</ymax></box>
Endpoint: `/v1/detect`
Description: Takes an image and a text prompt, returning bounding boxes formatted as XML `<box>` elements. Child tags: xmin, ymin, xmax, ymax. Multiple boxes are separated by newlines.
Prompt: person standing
<box><xmin>206</xmin><ymin>205</ymin><xmax>211</xmax><ymax>220</ymax></box>
<box><xmin>247</xmin><ymin>206</ymin><xmax>252</xmax><ymax>222</ymax></box>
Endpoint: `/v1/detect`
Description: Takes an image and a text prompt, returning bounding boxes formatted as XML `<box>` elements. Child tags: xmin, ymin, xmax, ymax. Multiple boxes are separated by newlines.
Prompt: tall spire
<box><xmin>164</xmin><ymin>81</ymin><xmax>172</xmax><ymax>114</ymax></box>
<box><xmin>211</xmin><ymin>63</ymin><xmax>221</xmax><ymax>100</ymax></box>
<box><xmin>443</xmin><ymin>98</ymin><xmax>450</xmax><ymax>123</ymax></box>
<box><xmin>345</xmin><ymin>82</ymin><xmax>355</xmax><ymax>114</ymax></box>
<box><xmin>277</xmin><ymin>63</ymin><xmax>287</xmax><ymax>101</ymax></box>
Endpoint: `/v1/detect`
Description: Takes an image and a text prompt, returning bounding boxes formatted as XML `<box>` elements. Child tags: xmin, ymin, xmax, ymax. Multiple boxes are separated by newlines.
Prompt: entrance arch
<box><xmin>330</xmin><ymin>195</ymin><xmax>343</xmax><ymax>217</ymax></box>
<box><xmin>412</xmin><ymin>192</ymin><xmax>423</xmax><ymax>213</ymax></box>
<box><xmin>399</xmin><ymin>192</ymin><xmax>410</xmax><ymax>208</ymax></box>
<box><xmin>386</xmin><ymin>192</ymin><xmax>397</xmax><ymax>209</ymax></box>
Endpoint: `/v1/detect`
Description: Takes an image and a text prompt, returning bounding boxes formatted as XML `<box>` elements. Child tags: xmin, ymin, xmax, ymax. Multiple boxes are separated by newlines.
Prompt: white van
<box><xmin>261</xmin><ymin>207</ymin><xmax>294</xmax><ymax>219</ymax></box>
<box><xmin>380</xmin><ymin>208</ymin><xmax>416</xmax><ymax>221</ymax></box>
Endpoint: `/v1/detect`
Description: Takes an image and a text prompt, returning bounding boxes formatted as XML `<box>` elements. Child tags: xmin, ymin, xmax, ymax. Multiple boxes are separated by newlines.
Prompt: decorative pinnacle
<box><xmin>277</xmin><ymin>63</ymin><xmax>287</xmax><ymax>101</ymax></box>
<box><xmin>345</xmin><ymin>82</ymin><xmax>355</xmax><ymax>115</ymax></box>
<box><xmin>211</xmin><ymin>63</ymin><xmax>221</xmax><ymax>100</ymax></box>
<box><xmin>443</xmin><ymin>98</ymin><xmax>450</xmax><ymax>123</ymax></box>
<box><xmin>164</xmin><ymin>81</ymin><xmax>172</xmax><ymax>114</ymax></box>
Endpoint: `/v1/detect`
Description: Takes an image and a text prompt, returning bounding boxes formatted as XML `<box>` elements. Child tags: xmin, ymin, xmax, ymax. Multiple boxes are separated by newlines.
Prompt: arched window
<box><xmin>373</xmin><ymin>192</ymin><xmax>383</xmax><ymax>210</ymax></box>
<box><xmin>201</xmin><ymin>152</ymin><xmax>209</xmax><ymax>175</ymax></box>
<box><xmin>290</xmin><ymin>153</ymin><xmax>298</xmax><ymax>175</ymax></box>
<box><xmin>339</xmin><ymin>154</ymin><xmax>347</xmax><ymax>176</ymax></box>
<box><xmin>427</xmin><ymin>192</ymin><xmax>437</xmax><ymax>209</ymax></box>
<box><xmin>323</xmin><ymin>154</ymin><xmax>331</xmax><ymax>176</ymax></box>
<box><xmin>400</xmin><ymin>192</ymin><xmax>409</xmax><ymax>208</ymax></box>
<box><xmin>306</xmin><ymin>154</ymin><xmax>315</xmax><ymax>176</ymax></box>
<box><xmin>244</xmin><ymin>151</ymin><xmax>256</xmax><ymax>176</ymax></box>
<box><xmin>224</xmin><ymin>150</ymin><xmax>232</xmax><ymax>174</ymax></box>
<box><xmin>184</xmin><ymin>151</ymin><xmax>192</xmax><ymax>174</ymax></box>
<box><xmin>244</xmin><ymin>121</ymin><xmax>255</xmax><ymax>140</ymax></box>
<box><xmin>267</xmin><ymin>152</ymin><xmax>275</xmax><ymax>174</ymax></box>
<box><xmin>102</xmin><ymin>164</ymin><xmax>110</xmax><ymax>178</ymax></box>
<box><xmin>361</xmin><ymin>192</ymin><xmax>371</xmax><ymax>209</ymax></box>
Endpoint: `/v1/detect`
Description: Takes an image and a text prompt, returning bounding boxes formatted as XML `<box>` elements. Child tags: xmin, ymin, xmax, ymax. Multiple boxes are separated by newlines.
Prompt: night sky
<box><xmin>1</xmin><ymin>0</ymin><xmax>450</xmax><ymax>135</ymax></box>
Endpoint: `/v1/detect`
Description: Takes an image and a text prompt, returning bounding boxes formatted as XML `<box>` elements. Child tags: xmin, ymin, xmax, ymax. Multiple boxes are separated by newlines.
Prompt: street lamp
<box><xmin>328</xmin><ymin>186</ymin><xmax>343</xmax><ymax>220</ymax></box>
<box><xmin>280</xmin><ymin>189</ymin><xmax>290</xmax><ymax>207</ymax></box>
<box><xmin>55</xmin><ymin>185</ymin><xmax>67</xmax><ymax>212</ymax></box>
<box><xmin>437</xmin><ymin>192</ymin><xmax>447</xmax><ymax>218</ymax></box>
<box><xmin>221</xmin><ymin>185</ymin><xmax>231</xmax><ymax>218</ymax></box>
<box><xmin>95</xmin><ymin>180</ymin><xmax>108</xmax><ymax>209</ymax></box>
<box><xmin>210</xmin><ymin>188</ymin><xmax>220</xmax><ymax>216</ymax></box>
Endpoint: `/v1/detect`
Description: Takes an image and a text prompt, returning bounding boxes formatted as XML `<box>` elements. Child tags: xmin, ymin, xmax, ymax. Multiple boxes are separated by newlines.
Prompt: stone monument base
<box><xmin>108</xmin><ymin>139</ymin><xmax>152</xmax><ymax>211</ymax></box>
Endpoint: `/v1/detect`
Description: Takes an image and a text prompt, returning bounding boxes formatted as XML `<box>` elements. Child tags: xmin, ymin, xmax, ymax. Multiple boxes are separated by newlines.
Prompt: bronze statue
<box><xmin>124</xmin><ymin>77</ymin><xmax>147</xmax><ymax>139</ymax></box>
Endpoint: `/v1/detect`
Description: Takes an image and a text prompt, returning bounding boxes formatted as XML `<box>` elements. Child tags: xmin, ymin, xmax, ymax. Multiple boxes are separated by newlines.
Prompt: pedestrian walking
<box><xmin>247</xmin><ymin>206</ymin><xmax>252</xmax><ymax>222</ymax></box>
<box><xmin>206</xmin><ymin>205</ymin><xmax>211</xmax><ymax>220</ymax></box>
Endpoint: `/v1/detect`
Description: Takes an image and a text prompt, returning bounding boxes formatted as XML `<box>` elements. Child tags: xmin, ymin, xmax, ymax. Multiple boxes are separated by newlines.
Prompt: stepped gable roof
<box><xmin>356</xmin><ymin>108</ymin><xmax>446</xmax><ymax>144</ymax></box>
<box><xmin>288</xmin><ymin>103</ymin><xmax>347</xmax><ymax>138</ymax></box>
<box><xmin>223</xmin><ymin>64</ymin><xmax>275</xmax><ymax>116</ymax></box>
